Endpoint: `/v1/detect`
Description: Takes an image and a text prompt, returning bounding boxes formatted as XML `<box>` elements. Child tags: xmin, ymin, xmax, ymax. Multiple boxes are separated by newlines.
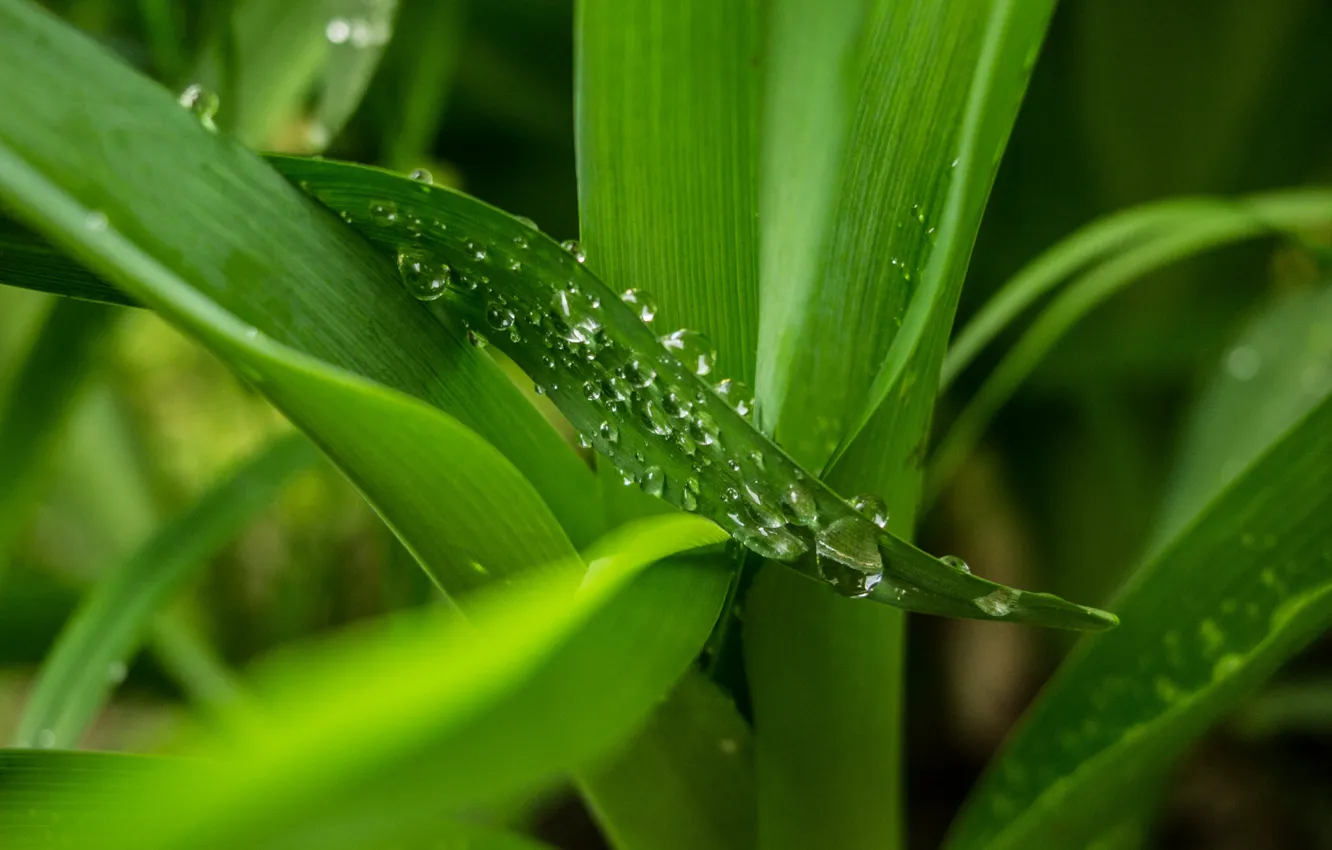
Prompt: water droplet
<box><xmin>516</xmin><ymin>215</ymin><xmax>538</xmax><ymax>230</ymax></box>
<box><xmin>676</xmin><ymin>430</ymin><xmax>697</xmax><ymax>455</ymax></box>
<box><xmin>622</xmin><ymin>359</ymin><xmax>657</xmax><ymax>387</ymax></box>
<box><xmin>661</xmin><ymin>391</ymin><xmax>691</xmax><ymax>418</ymax></box>
<box><xmin>599</xmin><ymin>421</ymin><xmax>619</xmax><ymax>443</ymax></box>
<box><xmin>819</xmin><ymin>559</ymin><xmax>883</xmax><ymax>598</ymax></box>
<box><xmin>409</xmin><ymin>168</ymin><xmax>433</xmax><ymax>184</ymax></box>
<box><xmin>735</xmin><ymin>526</ymin><xmax>808</xmax><ymax>561</ymax></box>
<box><xmin>35</xmin><ymin>729</ymin><xmax>56</xmax><ymax>749</ymax></box>
<box><xmin>621</xmin><ymin>289</ymin><xmax>658</xmax><ymax>323</ymax></box>
<box><xmin>690</xmin><ymin>410</ymin><xmax>720</xmax><ymax>446</ymax></box>
<box><xmin>1226</xmin><ymin>345</ymin><xmax>1262</xmax><ymax>381</ymax></box>
<box><xmin>749</xmin><ymin>450</ymin><xmax>766</xmax><ymax>471</ymax></box>
<box><xmin>326</xmin><ymin>17</ymin><xmax>352</xmax><ymax>43</ymax></box>
<box><xmin>370</xmin><ymin>200</ymin><xmax>399</xmax><ymax>226</ymax></box>
<box><xmin>561</xmin><ymin>239</ymin><xmax>587</xmax><ymax>263</ymax></box>
<box><xmin>640</xmin><ymin>399</ymin><xmax>674</xmax><ymax>436</ymax></box>
<box><xmin>940</xmin><ymin>555</ymin><xmax>970</xmax><ymax>573</ymax></box>
<box><xmin>465</xmin><ymin>240</ymin><xmax>488</xmax><ymax>262</ymax></box>
<box><xmin>466</xmin><ymin>330</ymin><xmax>487</xmax><ymax>348</ymax></box>
<box><xmin>487</xmin><ymin>306</ymin><xmax>515</xmax><ymax>329</ymax></box>
<box><xmin>781</xmin><ymin>482</ymin><xmax>819</xmax><ymax>527</ymax></box>
<box><xmin>974</xmin><ymin>588</ymin><xmax>1019</xmax><ymax>617</ymax></box>
<box><xmin>177</xmin><ymin>84</ymin><xmax>219</xmax><ymax>131</ymax></box>
<box><xmin>582</xmin><ymin>381</ymin><xmax>601</xmax><ymax>401</ymax></box>
<box><xmin>815</xmin><ymin>517</ymin><xmax>883</xmax><ymax>574</ymax></box>
<box><xmin>714</xmin><ymin>378</ymin><xmax>753</xmax><ymax>417</ymax></box>
<box><xmin>641</xmin><ymin>466</ymin><xmax>665</xmax><ymax>497</ymax></box>
<box><xmin>602</xmin><ymin>375</ymin><xmax>632</xmax><ymax>401</ymax></box>
<box><xmin>84</xmin><ymin>210</ymin><xmax>108</xmax><ymax>232</ymax></box>
<box><xmin>660</xmin><ymin>329</ymin><xmax>716</xmax><ymax>376</ymax></box>
<box><xmin>849</xmin><ymin>493</ymin><xmax>889</xmax><ymax>528</ymax></box>
<box><xmin>396</xmin><ymin>248</ymin><xmax>451</xmax><ymax>301</ymax></box>
<box><xmin>106</xmin><ymin>661</ymin><xmax>127</xmax><ymax>685</ymax></box>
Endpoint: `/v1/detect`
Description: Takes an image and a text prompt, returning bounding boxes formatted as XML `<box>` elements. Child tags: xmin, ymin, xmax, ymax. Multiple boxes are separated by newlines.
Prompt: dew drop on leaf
<box><xmin>395</xmin><ymin>248</ymin><xmax>450</xmax><ymax>301</ymax></box>
<box><xmin>781</xmin><ymin>482</ymin><xmax>819</xmax><ymax>527</ymax></box>
<box><xmin>815</xmin><ymin>517</ymin><xmax>883</xmax><ymax>574</ymax></box>
<box><xmin>486</xmin><ymin>306</ymin><xmax>515</xmax><ymax>329</ymax></box>
<box><xmin>974</xmin><ymin>588</ymin><xmax>1019</xmax><ymax>617</ymax></box>
<box><xmin>409</xmin><ymin>168</ymin><xmax>433</xmax><ymax>184</ymax></box>
<box><xmin>370</xmin><ymin>200</ymin><xmax>399</xmax><ymax>226</ymax></box>
<box><xmin>641</xmin><ymin>466</ymin><xmax>665</xmax><ymax>497</ymax></box>
<box><xmin>620</xmin><ymin>288</ymin><xmax>658</xmax><ymax>323</ymax></box>
<box><xmin>640</xmin><ymin>399</ymin><xmax>674</xmax><ymax>436</ymax></box>
<box><xmin>660</xmin><ymin>329</ymin><xmax>716</xmax><ymax>376</ymax></box>
<box><xmin>849</xmin><ymin>493</ymin><xmax>890</xmax><ymax>529</ymax></box>
<box><xmin>622</xmin><ymin>359</ymin><xmax>657</xmax><ymax>388</ymax></box>
<box><xmin>940</xmin><ymin>555</ymin><xmax>971</xmax><ymax>573</ymax></box>
<box><xmin>177</xmin><ymin>83</ymin><xmax>219</xmax><ymax>132</ymax></box>
<box><xmin>735</xmin><ymin>526</ymin><xmax>808</xmax><ymax>562</ymax></box>
<box><xmin>582</xmin><ymin>381</ymin><xmax>601</xmax><ymax>401</ymax></box>
<box><xmin>713</xmin><ymin>378</ymin><xmax>753</xmax><ymax>417</ymax></box>
<box><xmin>561</xmin><ymin>239</ymin><xmax>587</xmax><ymax>263</ymax></box>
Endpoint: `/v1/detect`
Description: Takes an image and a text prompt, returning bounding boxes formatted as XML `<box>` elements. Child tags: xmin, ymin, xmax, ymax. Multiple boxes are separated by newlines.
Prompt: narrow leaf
<box><xmin>947</xmin><ymin>366</ymin><xmax>1332</xmax><ymax>849</ymax></box>
<box><xmin>12</xmin><ymin>434</ymin><xmax>317</xmax><ymax>749</ymax></box>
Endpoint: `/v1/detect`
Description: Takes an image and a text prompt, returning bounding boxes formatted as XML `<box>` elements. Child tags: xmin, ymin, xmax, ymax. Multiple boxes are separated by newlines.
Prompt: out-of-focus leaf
<box><xmin>0</xmin><ymin>297</ymin><xmax>116</xmax><ymax>574</ymax></box>
<box><xmin>196</xmin><ymin>0</ymin><xmax>398</xmax><ymax>150</ymax></box>
<box><xmin>929</xmin><ymin>190</ymin><xmax>1332</xmax><ymax>501</ymax></box>
<box><xmin>1155</xmin><ymin>283</ymin><xmax>1332</xmax><ymax>542</ymax></box>
<box><xmin>947</xmin><ymin>361</ymin><xmax>1332</xmax><ymax>849</ymax></box>
<box><xmin>579</xmin><ymin>671</ymin><xmax>755</xmax><ymax>850</ymax></box>
<box><xmin>0</xmin><ymin>1</ymin><xmax>598</xmax><ymax>598</ymax></box>
<box><xmin>12</xmin><ymin>434</ymin><xmax>317</xmax><ymax>749</ymax></box>
<box><xmin>40</xmin><ymin>515</ymin><xmax>731</xmax><ymax>850</ymax></box>
<box><xmin>379</xmin><ymin>0</ymin><xmax>465</xmax><ymax>170</ymax></box>
<box><xmin>747</xmin><ymin>2</ymin><xmax>1056</xmax><ymax>847</ymax></box>
<box><xmin>0</xmin><ymin>750</ymin><xmax>559</xmax><ymax>850</ymax></box>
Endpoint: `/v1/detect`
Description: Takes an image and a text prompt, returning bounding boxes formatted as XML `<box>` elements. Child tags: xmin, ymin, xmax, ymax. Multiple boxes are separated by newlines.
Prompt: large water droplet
<box><xmin>622</xmin><ymin>359</ymin><xmax>657</xmax><ymax>388</ymax></box>
<box><xmin>599</xmin><ymin>421</ymin><xmax>619</xmax><ymax>443</ymax></box>
<box><xmin>641</xmin><ymin>466</ymin><xmax>666</xmax><ymax>497</ymax></box>
<box><xmin>849</xmin><ymin>493</ymin><xmax>889</xmax><ymax>529</ymax></box>
<box><xmin>714</xmin><ymin>378</ymin><xmax>753</xmax><ymax>417</ymax></box>
<box><xmin>582</xmin><ymin>381</ymin><xmax>601</xmax><ymax>401</ymax></box>
<box><xmin>487</xmin><ymin>306</ymin><xmax>515</xmax><ymax>330</ymax></box>
<box><xmin>940</xmin><ymin>555</ymin><xmax>971</xmax><ymax>573</ymax></box>
<box><xmin>820</xmin><ymin>560</ymin><xmax>883</xmax><ymax>598</ymax></box>
<box><xmin>409</xmin><ymin>168</ymin><xmax>433</xmax><ymax>184</ymax></box>
<box><xmin>561</xmin><ymin>239</ymin><xmax>587</xmax><ymax>263</ymax></box>
<box><xmin>735</xmin><ymin>526</ymin><xmax>808</xmax><ymax>561</ymax></box>
<box><xmin>974</xmin><ymin>588</ymin><xmax>1019</xmax><ymax>617</ymax></box>
<box><xmin>815</xmin><ymin>517</ymin><xmax>883</xmax><ymax>574</ymax></box>
<box><xmin>178</xmin><ymin>84</ymin><xmax>219</xmax><ymax>131</ymax></box>
<box><xmin>326</xmin><ymin>17</ymin><xmax>352</xmax><ymax>43</ymax></box>
<box><xmin>395</xmin><ymin>248</ymin><xmax>451</xmax><ymax>301</ymax></box>
<box><xmin>640</xmin><ymin>399</ymin><xmax>674</xmax><ymax>436</ymax></box>
<box><xmin>781</xmin><ymin>482</ymin><xmax>819</xmax><ymax>527</ymax></box>
<box><xmin>661</xmin><ymin>390</ymin><xmax>692</xmax><ymax>418</ymax></box>
<box><xmin>466</xmin><ymin>329</ymin><xmax>487</xmax><ymax>348</ymax></box>
<box><xmin>690</xmin><ymin>410</ymin><xmax>720</xmax><ymax>446</ymax></box>
<box><xmin>602</xmin><ymin>375</ymin><xmax>632</xmax><ymax>402</ymax></box>
<box><xmin>621</xmin><ymin>289</ymin><xmax>658</xmax><ymax>323</ymax></box>
<box><xmin>661</xmin><ymin>329</ymin><xmax>716</xmax><ymax>376</ymax></box>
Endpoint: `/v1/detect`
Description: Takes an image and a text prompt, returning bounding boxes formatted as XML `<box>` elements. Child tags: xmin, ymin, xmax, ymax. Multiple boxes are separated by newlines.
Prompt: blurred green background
<box><xmin>2</xmin><ymin>0</ymin><xmax>1331</xmax><ymax>847</ymax></box>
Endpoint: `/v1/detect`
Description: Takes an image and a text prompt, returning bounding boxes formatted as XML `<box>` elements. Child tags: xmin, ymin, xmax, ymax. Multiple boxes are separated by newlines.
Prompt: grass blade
<box><xmin>37</xmin><ymin>515</ymin><xmax>730</xmax><ymax>850</ymax></box>
<box><xmin>0</xmin><ymin>0</ymin><xmax>597</xmax><ymax>598</ymax></box>
<box><xmin>928</xmin><ymin>190</ymin><xmax>1332</xmax><ymax>501</ymax></box>
<box><xmin>12</xmin><ymin>434</ymin><xmax>317</xmax><ymax>749</ymax></box>
<box><xmin>579</xmin><ymin>671</ymin><xmax>755</xmax><ymax>850</ymax></box>
<box><xmin>0</xmin><ymin>297</ymin><xmax>116</xmax><ymax>575</ymax></box>
<box><xmin>748</xmin><ymin>4</ymin><xmax>1054</xmax><ymax>847</ymax></box>
<box><xmin>379</xmin><ymin>0</ymin><xmax>465</xmax><ymax>171</ymax></box>
<box><xmin>946</xmin><ymin>308</ymin><xmax>1332</xmax><ymax>849</ymax></box>
<box><xmin>575</xmin><ymin>0</ymin><xmax>760</xmax><ymax>387</ymax></box>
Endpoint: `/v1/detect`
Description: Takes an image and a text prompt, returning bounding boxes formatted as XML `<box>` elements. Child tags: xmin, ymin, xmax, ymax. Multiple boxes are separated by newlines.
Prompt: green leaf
<box><xmin>746</xmin><ymin>3</ymin><xmax>1055</xmax><ymax>847</ymax></box>
<box><xmin>0</xmin><ymin>750</ymin><xmax>560</xmax><ymax>850</ymax></box>
<box><xmin>928</xmin><ymin>189</ymin><xmax>1332</xmax><ymax>501</ymax></box>
<box><xmin>378</xmin><ymin>0</ymin><xmax>465</xmax><ymax>171</ymax></box>
<box><xmin>572</xmin><ymin>4</ymin><xmax>759</xmax><ymax>845</ymax></box>
<box><xmin>0</xmin><ymin>0</ymin><xmax>599</xmax><ymax>597</ymax></box>
<box><xmin>946</xmin><ymin>337</ymin><xmax>1332</xmax><ymax>849</ymax></box>
<box><xmin>579</xmin><ymin>671</ymin><xmax>755</xmax><ymax>850</ymax></box>
<box><xmin>38</xmin><ymin>515</ymin><xmax>731</xmax><ymax>850</ymax></box>
<box><xmin>12</xmin><ymin>434</ymin><xmax>317</xmax><ymax>749</ymax></box>
<box><xmin>196</xmin><ymin>0</ymin><xmax>397</xmax><ymax>150</ymax></box>
<box><xmin>575</xmin><ymin>0</ymin><xmax>760</xmax><ymax>388</ymax></box>
<box><xmin>1154</xmin><ymin>283</ymin><xmax>1332</xmax><ymax>543</ymax></box>
<box><xmin>0</xmin><ymin>297</ymin><xmax>117</xmax><ymax>575</ymax></box>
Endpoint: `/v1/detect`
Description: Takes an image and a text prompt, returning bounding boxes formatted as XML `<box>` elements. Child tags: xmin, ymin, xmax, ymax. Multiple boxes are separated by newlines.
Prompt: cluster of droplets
<box><xmin>325</xmin><ymin>0</ymin><xmax>394</xmax><ymax>48</ymax></box>
<box><xmin>346</xmin><ymin>187</ymin><xmax>1011</xmax><ymax>608</ymax></box>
